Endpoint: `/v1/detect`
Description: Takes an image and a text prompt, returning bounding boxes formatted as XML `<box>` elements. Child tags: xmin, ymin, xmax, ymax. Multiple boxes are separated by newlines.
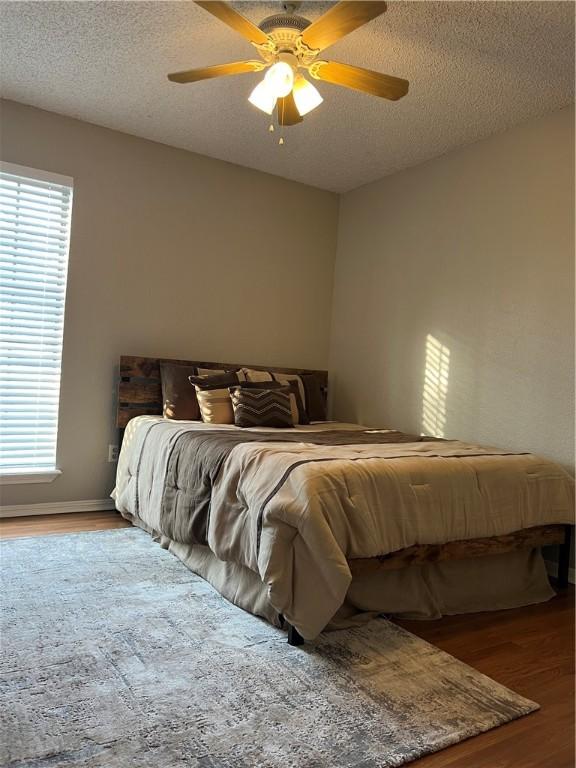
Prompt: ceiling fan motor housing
<box><xmin>259</xmin><ymin>13</ymin><xmax>315</xmax><ymax>64</ymax></box>
<box><xmin>259</xmin><ymin>13</ymin><xmax>310</xmax><ymax>34</ymax></box>
<box><xmin>258</xmin><ymin>13</ymin><xmax>311</xmax><ymax>53</ymax></box>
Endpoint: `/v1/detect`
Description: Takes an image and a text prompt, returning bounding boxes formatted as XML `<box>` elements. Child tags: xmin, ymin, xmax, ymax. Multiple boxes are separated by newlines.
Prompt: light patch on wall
<box><xmin>422</xmin><ymin>334</ymin><xmax>450</xmax><ymax>437</ymax></box>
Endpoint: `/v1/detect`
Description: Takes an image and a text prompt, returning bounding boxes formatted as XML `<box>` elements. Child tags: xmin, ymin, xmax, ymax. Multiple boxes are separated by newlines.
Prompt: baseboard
<box><xmin>0</xmin><ymin>498</ymin><xmax>116</xmax><ymax>519</ymax></box>
<box><xmin>545</xmin><ymin>559</ymin><xmax>576</xmax><ymax>585</ymax></box>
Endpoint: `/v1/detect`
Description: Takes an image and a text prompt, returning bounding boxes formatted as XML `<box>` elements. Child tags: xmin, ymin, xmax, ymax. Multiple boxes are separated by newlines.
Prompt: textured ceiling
<box><xmin>0</xmin><ymin>1</ymin><xmax>574</xmax><ymax>192</ymax></box>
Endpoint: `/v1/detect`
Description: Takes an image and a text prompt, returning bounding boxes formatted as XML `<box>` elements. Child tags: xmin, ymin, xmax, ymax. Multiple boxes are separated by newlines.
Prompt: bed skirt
<box><xmin>122</xmin><ymin>512</ymin><xmax>554</xmax><ymax>631</ymax></box>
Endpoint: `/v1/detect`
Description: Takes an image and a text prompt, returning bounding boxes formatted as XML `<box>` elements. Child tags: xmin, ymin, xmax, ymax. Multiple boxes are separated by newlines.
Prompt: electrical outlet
<box><xmin>108</xmin><ymin>444</ymin><xmax>119</xmax><ymax>463</ymax></box>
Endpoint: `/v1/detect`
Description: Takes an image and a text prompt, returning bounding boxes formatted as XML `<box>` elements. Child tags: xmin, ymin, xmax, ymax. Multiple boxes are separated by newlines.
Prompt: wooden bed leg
<box><xmin>556</xmin><ymin>525</ymin><xmax>572</xmax><ymax>589</ymax></box>
<box><xmin>287</xmin><ymin>623</ymin><xmax>304</xmax><ymax>646</ymax></box>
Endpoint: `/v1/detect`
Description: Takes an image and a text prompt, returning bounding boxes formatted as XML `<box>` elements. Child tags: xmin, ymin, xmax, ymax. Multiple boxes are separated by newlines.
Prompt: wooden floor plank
<box><xmin>0</xmin><ymin>512</ymin><xmax>573</xmax><ymax>766</ymax></box>
<box><xmin>0</xmin><ymin>510</ymin><xmax>131</xmax><ymax>539</ymax></box>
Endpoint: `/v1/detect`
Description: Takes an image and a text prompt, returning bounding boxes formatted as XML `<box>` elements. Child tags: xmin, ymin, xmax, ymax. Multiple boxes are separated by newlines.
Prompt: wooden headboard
<box><xmin>117</xmin><ymin>355</ymin><xmax>328</xmax><ymax>428</ymax></box>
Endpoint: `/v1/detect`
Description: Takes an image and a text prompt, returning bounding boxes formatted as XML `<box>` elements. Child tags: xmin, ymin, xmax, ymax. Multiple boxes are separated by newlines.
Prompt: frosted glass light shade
<box><xmin>265</xmin><ymin>61</ymin><xmax>294</xmax><ymax>98</ymax></box>
<box><xmin>293</xmin><ymin>75</ymin><xmax>323</xmax><ymax>116</ymax></box>
<box><xmin>248</xmin><ymin>79</ymin><xmax>277</xmax><ymax>115</ymax></box>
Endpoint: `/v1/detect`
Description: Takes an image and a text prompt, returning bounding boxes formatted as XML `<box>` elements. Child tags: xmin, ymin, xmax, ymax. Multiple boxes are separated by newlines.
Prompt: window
<box><xmin>0</xmin><ymin>162</ymin><xmax>73</xmax><ymax>482</ymax></box>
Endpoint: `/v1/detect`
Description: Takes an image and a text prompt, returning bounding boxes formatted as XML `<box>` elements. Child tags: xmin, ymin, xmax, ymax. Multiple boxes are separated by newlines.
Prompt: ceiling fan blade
<box><xmin>168</xmin><ymin>60</ymin><xmax>266</xmax><ymax>84</ymax></box>
<box><xmin>309</xmin><ymin>60</ymin><xmax>408</xmax><ymax>100</ymax></box>
<box><xmin>195</xmin><ymin>1</ymin><xmax>270</xmax><ymax>46</ymax></box>
<box><xmin>300</xmin><ymin>1</ymin><xmax>387</xmax><ymax>52</ymax></box>
<box><xmin>277</xmin><ymin>92</ymin><xmax>303</xmax><ymax>126</ymax></box>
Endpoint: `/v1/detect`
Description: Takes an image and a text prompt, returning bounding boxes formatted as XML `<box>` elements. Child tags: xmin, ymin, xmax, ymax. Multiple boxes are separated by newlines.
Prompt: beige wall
<box><xmin>330</xmin><ymin>106</ymin><xmax>575</xmax><ymax>473</ymax></box>
<box><xmin>0</xmin><ymin>99</ymin><xmax>339</xmax><ymax>505</ymax></box>
<box><xmin>2</xmin><ymin>99</ymin><xmax>574</xmax><ymax>510</ymax></box>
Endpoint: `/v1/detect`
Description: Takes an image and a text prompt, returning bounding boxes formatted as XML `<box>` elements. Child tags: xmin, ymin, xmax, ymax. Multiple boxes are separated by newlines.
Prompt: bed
<box><xmin>112</xmin><ymin>355</ymin><xmax>574</xmax><ymax>644</ymax></box>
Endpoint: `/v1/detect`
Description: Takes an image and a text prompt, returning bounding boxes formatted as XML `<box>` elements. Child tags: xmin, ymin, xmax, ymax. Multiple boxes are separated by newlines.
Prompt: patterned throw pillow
<box><xmin>189</xmin><ymin>371</ymin><xmax>246</xmax><ymax>424</ymax></box>
<box><xmin>230</xmin><ymin>387</ymin><xmax>294</xmax><ymax>428</ymax></box>
<box><xmin>240</xmin><ymin>368</ymin><xmax>311</xmax><ymax>422</ymax></box>
<box><xmin>234</xmin><ymin>381</ymin><xmax>308</xmax><ymax>425</ymax></box>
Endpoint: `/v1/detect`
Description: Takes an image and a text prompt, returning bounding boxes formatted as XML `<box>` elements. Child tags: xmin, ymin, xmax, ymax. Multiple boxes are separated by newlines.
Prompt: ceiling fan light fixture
<box><xmin>293</xmin><ymin>74</ymin><xmax>323</xmax><ymax>116</ymax></box>
<box><xmin>248</xmin><ymin>79</ymin><xmax>277</xmax><ymax>114</ymax></box>
<box><xmin>264</xmin><ymin>60</ymin><xmax>295</xmax><ymax>98</ymax></box>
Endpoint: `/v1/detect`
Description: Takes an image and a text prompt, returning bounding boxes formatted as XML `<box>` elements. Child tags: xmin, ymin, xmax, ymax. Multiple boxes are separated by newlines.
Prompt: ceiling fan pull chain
<box><xmin>278</xmin><ymin>100</ymin><xmax>285</xmax><ymax>146</ymax></box>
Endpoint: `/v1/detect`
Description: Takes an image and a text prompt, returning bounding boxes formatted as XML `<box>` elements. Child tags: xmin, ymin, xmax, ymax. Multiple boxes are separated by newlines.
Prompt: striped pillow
<box><xmin>234</xmin><ymin>381</ymin><xmax>308</xmax><ymax>425</ymax></box>
<box><xmin>189</xmin><ymin>371</ymin><xmax>246</xmax><ymax>424</ymax></box>
<box><xmin>241</xmin><ymin>368</ymin><xmax>307</xmax><ymax>415</ymax></box>
<box><xmin>230</xmin><ymin>388</ymin><xmax>293</xmax><ymax>428</ymax></box>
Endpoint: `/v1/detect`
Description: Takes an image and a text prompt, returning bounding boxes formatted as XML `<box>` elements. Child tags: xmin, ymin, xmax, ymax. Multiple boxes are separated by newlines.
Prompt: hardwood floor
<box><xmin>0</xmin><ymin>510</ymin><xmax>131</xmax><ymax>539</ymax></box>
<box><xmin>1</xmin><ymin>512</ymin><xmax>573</xmax><ymax>767</ymax></box>
<box><xmin>397</xmin><ymin>592</ymin><xmax>574</xmax><ymax>767</ymax></box>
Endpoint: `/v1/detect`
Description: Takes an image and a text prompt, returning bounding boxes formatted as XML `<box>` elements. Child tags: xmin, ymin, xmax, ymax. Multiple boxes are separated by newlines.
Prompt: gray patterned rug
<box><xmin>1</xmin><ymin>528</ymin><xmax>538</xmax><ymax>768</ymax></box>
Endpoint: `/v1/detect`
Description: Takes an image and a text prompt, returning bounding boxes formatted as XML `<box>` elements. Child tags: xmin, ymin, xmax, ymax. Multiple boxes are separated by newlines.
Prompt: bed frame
<box><xmin>115</xmin><ymin>355</ymin><xmax>573</xmax><ymax>646</ymax></box>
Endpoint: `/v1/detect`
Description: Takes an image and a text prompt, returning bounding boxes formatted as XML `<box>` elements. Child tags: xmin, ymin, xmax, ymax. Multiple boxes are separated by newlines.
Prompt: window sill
<box><xmin>0</xmin><ymin>469</ymin><xmax>62</xmax><ymax>485</ymax></box>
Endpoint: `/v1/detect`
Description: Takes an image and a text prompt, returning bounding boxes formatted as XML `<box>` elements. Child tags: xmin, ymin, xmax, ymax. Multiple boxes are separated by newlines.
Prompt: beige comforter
<box><xmin>113</xmin><ymin>417</ymin><xmax>574</xmax><ymax>638</ymax></box>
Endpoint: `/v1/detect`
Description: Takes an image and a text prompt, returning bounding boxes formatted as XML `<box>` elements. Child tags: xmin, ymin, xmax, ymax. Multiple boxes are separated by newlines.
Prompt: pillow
<box><xmin>300</xmin><ymin>373</ymin><xmax>326</xmax><ymax>421</ymax></box>
<box><xmin>189</xmin><ymin>371</ymin><xmax>244</xmax><ymax>390</ymax></box>
<box><xmin>196</xmin><ymin>367</ymin><xmax>233</xmax><ymax>376</ymax></box>
<box><xmin>230</xmin><ymin>387</ymin><xmax>293</xmax><ymax>429</ymax></box>
<box><xmin>241</xmin><ymin>368</ymin><xmax>325</xmax><ymax>421</ymax></box>
<box><xmin>234</xmin><ymin>381</ymin><xmax>308</xmax><ymax>425</ymax></box>
<box><xmin>189</xmin><ymin>370</ymin><xmax>246</xmax><ymax>424</ymax></box>
<box><xmin>239</xmin><ymin>368</ymin><xmax>275</xmax><ymax>383</ymax></box>
<box><xmin>241</xmin><ymin>368</ymin><xmax>306</xmax><ymax>412</ymax></box>
<box><xmin>160</xmin><ymin>363</ymin><xmax>199</xmax><ymax>420</ymax></box>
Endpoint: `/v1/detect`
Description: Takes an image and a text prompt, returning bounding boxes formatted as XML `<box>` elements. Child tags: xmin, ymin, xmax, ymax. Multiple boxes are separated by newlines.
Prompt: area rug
<box><xmin>0</xmin><ymin>528</ymin><xmax>538</xmax><ymax>768</ymax></box>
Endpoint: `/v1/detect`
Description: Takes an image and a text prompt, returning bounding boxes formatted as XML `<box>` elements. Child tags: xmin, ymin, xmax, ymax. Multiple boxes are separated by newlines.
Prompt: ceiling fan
<box><xmin>168</xmin><ymin>1</ymin><xmax>409</xmax><ymax>128</ymax></box>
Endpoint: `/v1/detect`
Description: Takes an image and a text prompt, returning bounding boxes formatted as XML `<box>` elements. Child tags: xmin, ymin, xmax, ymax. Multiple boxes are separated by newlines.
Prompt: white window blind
<box><xmin>0</xmin><ymin>162</ymin><xmax>73</xmax><ymax>474</ymax></box>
